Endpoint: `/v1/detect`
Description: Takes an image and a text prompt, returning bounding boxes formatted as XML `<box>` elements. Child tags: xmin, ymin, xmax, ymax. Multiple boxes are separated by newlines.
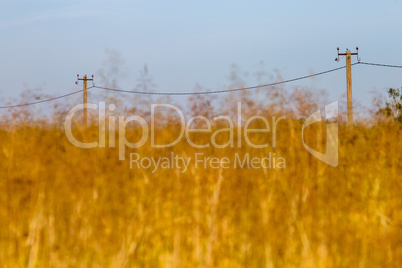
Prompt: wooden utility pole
<box><xmin>346</xmin><ymin>50</ymin><xmax>353</xmax><ymax>127</ymax></box>
<box><xmin>336</xmin><ymin>47</ymin><xmax>359</xmax><ymax>127</ymax></box>
<box><xmin>76</xmin><ymin>74</ymin><xmax>94</xmax><ymax>127</ymax></box>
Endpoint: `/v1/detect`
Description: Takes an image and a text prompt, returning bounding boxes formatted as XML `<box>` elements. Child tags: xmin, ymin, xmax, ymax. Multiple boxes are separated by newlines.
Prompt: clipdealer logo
<box><xmin>64</xmin><ymin>101</ymin><xmax>338</xmax><ymax>171</ymax></box>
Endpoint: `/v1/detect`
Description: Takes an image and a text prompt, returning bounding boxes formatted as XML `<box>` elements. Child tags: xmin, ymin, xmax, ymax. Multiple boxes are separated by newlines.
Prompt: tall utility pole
<box><xmin>76</xmin><ymin>75</ymin><xmax>94</xmax><ymax>127</ymax></box>
<box><xmin>336</xmin><ymin>47</ymin><xmax>359</xmax><ymax>127</ymax></box>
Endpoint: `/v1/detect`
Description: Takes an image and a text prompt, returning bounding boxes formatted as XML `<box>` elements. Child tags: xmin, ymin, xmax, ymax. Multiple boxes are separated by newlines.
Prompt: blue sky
<box><xmin>1</xmin><ymin>0</ymin><xmax>402</xmax><ymax>109</ymax></box>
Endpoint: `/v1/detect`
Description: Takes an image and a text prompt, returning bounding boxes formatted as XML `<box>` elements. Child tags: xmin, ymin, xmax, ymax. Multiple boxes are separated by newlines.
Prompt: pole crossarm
<box><xmin>335</xmin><ymin>47</ymin><xmax>360</xmax><ymax>62</ymax></box>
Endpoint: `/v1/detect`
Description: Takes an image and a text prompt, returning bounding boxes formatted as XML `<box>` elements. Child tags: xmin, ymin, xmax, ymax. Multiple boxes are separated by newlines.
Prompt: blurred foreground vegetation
<box><xmin>0</xmin><ymin>86</ymin><xmax>401</xmax><ymax>267</ymax></box>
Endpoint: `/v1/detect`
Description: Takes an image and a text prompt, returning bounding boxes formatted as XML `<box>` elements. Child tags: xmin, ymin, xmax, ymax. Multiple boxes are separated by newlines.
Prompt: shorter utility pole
<box><xmin>76</xmin><ymin>74</ymin><xmax>94</xmax><ymax>127</ymax></box>
<box><xmin>336</xmin><ymin>47</ymin><xmax>359</xmax><ymax>127</ymax></box>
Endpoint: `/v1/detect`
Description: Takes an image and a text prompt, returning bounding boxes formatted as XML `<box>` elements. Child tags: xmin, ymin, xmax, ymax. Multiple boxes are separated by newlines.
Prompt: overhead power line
<box><xmin>0</xmin><ymin>89</ymin><xmax>84</xmax><ymax>109</ymax></box>
<box><xmin>0</xmin><ymin>61</ymin><xmax>401</xmax><ymax>109</ymax></box>
<box><xmin>93</xmin><ymin>64</ymin><xmax>357</xmax><ymax>96</ymax></box>
<box><xmin>358</xmin><ymin>62</ymin><xmax>402</xmax><ymax>68</ymax></box>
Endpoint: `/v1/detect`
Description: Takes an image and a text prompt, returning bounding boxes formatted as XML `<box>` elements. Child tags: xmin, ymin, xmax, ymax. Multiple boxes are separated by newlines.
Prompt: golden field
<box><xmin>0</xmin><ymin>89</ymin><xmax>401</xmax><ymax>268</ymax></box>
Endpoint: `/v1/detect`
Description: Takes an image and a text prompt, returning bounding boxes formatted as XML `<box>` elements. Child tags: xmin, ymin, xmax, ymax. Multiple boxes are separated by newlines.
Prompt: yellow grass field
<box><xmin>0</xmin><ymin>91</ymin><xmax>401</xmax><ymax>267</ymax></box>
